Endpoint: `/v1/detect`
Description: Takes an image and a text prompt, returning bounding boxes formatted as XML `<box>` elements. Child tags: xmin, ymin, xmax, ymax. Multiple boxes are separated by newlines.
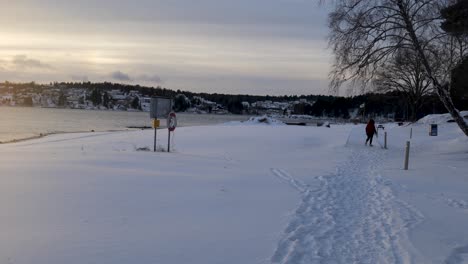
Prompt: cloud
<box><xmin>139</xmin><ymin>74</ymin><xmax>163</xmax><ymax>83</ymax></box>
<box><xmin>12</xmin><ymin>55</ymin><xmax>53</xmax><ymax>69</ymax></box>
<box><xmin>110</xmin><ymin>71</ymin><xmax>132</xmax><ymax>81</ymax></box>
<box><xmin>109</xmin><ymin>71</ymin><xmax>163</xmax><ymax>84</ymax></box>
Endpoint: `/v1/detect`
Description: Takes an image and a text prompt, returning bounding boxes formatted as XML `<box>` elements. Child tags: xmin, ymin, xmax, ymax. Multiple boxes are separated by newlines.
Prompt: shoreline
<box><xmin>0</xmin><ymin>107</ymin><xmax>250</xmax><ymax>145</ymax></box>
<box><xmin>0</xmin><ymin>129</ymin><xmax>137</xmax><ymax>145</ymax></box>
<box><xmin>0</xmin><ymin>107</ymin><xmax>359</xmax><ymax>145</ymax></box>
<box><xmin>0</xmin><ymin>120</ymin><xmax>354</xmax><ymax>145</ymax></box>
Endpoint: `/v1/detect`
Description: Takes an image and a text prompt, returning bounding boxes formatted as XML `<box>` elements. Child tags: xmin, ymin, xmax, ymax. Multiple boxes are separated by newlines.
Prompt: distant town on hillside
<box><xmin>0</xmin><ymin>81</ymin><xmax>462</xmax><ymax>121</ymax></box>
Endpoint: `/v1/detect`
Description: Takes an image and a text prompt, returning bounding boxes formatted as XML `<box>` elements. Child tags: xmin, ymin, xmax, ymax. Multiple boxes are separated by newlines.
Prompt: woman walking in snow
<box><xmin>365</xmin><ymin>119</ymin><xmax>377</xmax><ymax>146</ymax></box>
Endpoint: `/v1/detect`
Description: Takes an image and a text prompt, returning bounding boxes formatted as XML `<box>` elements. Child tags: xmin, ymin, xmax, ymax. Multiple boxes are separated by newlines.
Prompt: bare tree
<box><xmin>373</xmin><ymin>49</ymin><xmax>433</xmax><ymax>121</ymax></box>
<box><xmin>328</xmin><ymin>0</ymin><xmax>468</xmax><ymax>136</ymax></box>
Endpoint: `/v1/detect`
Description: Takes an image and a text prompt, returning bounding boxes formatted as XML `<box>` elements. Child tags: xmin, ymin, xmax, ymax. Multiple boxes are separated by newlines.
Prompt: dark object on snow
<box><xmin>317</xmin><ymin>121</ymin><xmax>331</xmax><ymax>127</ymax></box>
<box><xmin>447</xmin><ymin>119</ymin><xmax>456</xmax><ymax>123</ymax></box>
<box><xmin>136</xmin><ymin>147</ymin><xmax>151</xmax><ymax>152</ymax></box>
<box><xmin>430</xmin><ymin>124</ymin><xmax>438</xmax><ymax>136</ymax></box>
<box><xmin>398</xmin><ymin>122</ymin><xmax>404</xmax><ymax>126</ymax></box>
<box><xmin>377</xmin><ymin>124</ymin><xmax>385</xmax><ymax>130</ymax></box>
<box><xmin>285</xmin><ymin>122</ymin><xmax>307</xmax><ymax>126</ymax></box>
<box><xmin>350</xmin><ymin>118</ymin><xmax>360</xmax><ymax>124</ymax></box>
<box><xmin>127</xmin><ymin>126</ymin><xmax>152</xmax><ymax>129</ymax></box>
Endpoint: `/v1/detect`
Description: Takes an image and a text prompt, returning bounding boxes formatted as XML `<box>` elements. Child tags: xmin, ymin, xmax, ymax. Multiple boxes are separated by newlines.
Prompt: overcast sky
<box><xmin>0</xmin><ymin>0</ymin><xmax>332</xmax><ymax>95</ymax></box>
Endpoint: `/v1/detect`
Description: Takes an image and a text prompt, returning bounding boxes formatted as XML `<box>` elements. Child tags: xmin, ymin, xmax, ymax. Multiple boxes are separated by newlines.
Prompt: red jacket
<box><xmin>366</xmin><ymin>121</ymin><xmax>376</xmax><ymax>135</ymax></box>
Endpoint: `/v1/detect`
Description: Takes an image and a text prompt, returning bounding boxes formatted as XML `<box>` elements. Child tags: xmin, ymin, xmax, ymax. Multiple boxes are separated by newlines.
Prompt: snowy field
<box><xmin>0</xmin><ymin>115</ymin><xmax>467</xmax><ymax>263</ymax></box>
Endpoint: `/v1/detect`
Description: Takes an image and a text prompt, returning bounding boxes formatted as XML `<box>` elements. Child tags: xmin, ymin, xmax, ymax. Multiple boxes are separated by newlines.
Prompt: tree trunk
<box><xmin>409</xmin><ymin>104</ymin><xmax>417</xmax><ymax>122</ymax></box>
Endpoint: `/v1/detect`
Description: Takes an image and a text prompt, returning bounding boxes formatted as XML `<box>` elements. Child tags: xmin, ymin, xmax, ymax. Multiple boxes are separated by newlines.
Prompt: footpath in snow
<box><xmin>256</xmin><ymin>117</ymin><xmax>468</xmax><ymax>264</ymax></box>
<box><xmin>1</xmin><ymin>115</ymin><xmax>468</xmax><ymax>263</ymax></box>
<box><xmin>271</xmin><ymin>128</ymin><xmax>424</xmax><ymax>264</ymax></box>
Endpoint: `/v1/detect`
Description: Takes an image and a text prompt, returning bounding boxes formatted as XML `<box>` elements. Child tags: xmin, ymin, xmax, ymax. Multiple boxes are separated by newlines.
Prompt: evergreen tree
<box><xmin>441</xmin><ymin>0</ymin><xmax>468</xmax><ymax>34</ymax></box>
<box><xmin>102</xmin><ymin>92</ymin><xmax>110</xmax><ymax>108</ymax></box>
<box><xmin>23</xmin><ymin>97</ymin><xmax>33</xmax><ymax>107</ymax></box>
<box><xmin>131</xmin><ymin>97</ymin><xmax>140</xmax><ymax>109</ymax></box>
<box><xmin>174</xmin><ymin>94</ymin><xmax>191</xmax><ymax>112</ymax></box>
<box><xmin>58</xmin><ymin>92</ymin><xmax>67</xmax><ymax>107</ymax></box>
<box><xmin>442</xmin><ymin>0</ymin><xmax>468</xmax><ymax>110</ymax></box>
<box><xmin>90</xmin><ymin>88</ymin><xmax>102</xmax><ymax>106</ymax></box>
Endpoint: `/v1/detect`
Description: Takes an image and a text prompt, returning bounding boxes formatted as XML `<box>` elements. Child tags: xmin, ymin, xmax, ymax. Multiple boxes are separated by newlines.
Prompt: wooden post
<box><xmin>154</xmin><ymin>128</ymin><xmax>157</xmax><ymax>152</ymax></box>
<box><xmin>168</xmin><ymin>131</ymin><xmax>171</xmax><ymax>152</ymax></box>
<box><xmin>384</xmin><ymin>132</ymin><xmax>387</xmax><ymax>149</ymax></box>
<box><xmin>404</xmin><ymin>141</ymin><xmax>410</xmax><ymax>170</ymax></box>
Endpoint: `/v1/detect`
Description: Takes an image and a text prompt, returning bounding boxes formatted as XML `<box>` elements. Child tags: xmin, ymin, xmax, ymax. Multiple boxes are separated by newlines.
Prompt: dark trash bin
<box><xmin>429</xmin><ymin>124</ymin><xmax>438</xmax><ymax>136</ymax></box>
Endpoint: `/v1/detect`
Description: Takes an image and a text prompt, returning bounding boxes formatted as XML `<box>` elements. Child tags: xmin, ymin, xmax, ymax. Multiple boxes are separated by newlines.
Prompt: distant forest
<box><xmin>3</xmin><ymin>81</ymin><xmax>467</xmax><ymax>120</ymax></box>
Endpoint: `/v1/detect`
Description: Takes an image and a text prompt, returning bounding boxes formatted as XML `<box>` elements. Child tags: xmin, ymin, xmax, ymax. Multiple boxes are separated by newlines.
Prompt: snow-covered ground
<box><xmin>417</xmin><ymin>111</ymin><xmax>468</xmax><ymax>125</ymax></box>
<box><xmin>0</xmin><ymin>116</ymin><xmax>467</xmax><ymax>263</ymax></box>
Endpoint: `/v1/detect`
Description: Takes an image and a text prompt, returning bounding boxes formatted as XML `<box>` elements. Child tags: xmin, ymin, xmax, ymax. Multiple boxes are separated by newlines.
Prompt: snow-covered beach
<box><xmin>1</xmin><ymin>116</ymin><xmax>467</xmax><ymax>263</ymax></box>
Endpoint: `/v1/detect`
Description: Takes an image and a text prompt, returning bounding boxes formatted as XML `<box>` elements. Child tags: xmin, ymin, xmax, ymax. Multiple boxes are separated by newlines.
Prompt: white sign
<box><xmin>150</xmin><ymin>97</ymin><xmax>173</xmax><ymax>119</ymax></box>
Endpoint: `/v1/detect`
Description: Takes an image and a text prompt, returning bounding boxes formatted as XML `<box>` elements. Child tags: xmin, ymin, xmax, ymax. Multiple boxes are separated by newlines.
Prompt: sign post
<box><xmin>167</xmin><ymin>112</ymin><xmax>177</xmax><ymax>152</ymax></box>
<box><xmin>152</xmin><ymin>119</ymin><xmax>160</xmax><ymax>152</ymax></box>
<box><xmin>153</xmin><ymin>122</ymin><xmax>157</xmax><ymax>152</ymax></box>
<box><xmin>150</xmin><ymin>97</ymin><xmax>173</xmax><ymax>152</ymax></box>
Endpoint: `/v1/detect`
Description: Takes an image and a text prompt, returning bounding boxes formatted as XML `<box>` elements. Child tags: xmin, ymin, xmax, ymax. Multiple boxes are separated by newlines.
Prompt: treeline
<box><xmin>2</xmin><ymin>81</ymin><xmax>466</xmax><ymax>119</ymax></box>
<box><xmin>59</xmin><ymin>82</ymin><xmax>458</xmax><ymax>119</ymax></box>
<box><xmin>304</xmin><ymin>91</ymin><xmax>452</xmax><ymax>120</ymax></box>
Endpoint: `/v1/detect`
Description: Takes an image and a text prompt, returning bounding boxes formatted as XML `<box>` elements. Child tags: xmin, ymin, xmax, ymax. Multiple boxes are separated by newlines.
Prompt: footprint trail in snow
<box><xmin>271</xmin><ymin>148</ymin><xmax>424</xmax><ymax>264</ymax></box>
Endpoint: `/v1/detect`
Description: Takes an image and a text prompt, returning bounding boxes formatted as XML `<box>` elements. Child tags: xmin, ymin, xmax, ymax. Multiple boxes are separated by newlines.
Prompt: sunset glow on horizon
<box><xmin>0</xmin><ymin>0</ymin><xmax>331</xmax><ymax>95</ymax></box>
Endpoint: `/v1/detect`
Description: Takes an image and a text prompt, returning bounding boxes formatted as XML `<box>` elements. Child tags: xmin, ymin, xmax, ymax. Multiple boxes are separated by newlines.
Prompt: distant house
<box><xmin>1</xmin><ymin>94</ymin><xmax>13</xmax><ymax>100</ymax></box>
<box><xmin>111</xmin><ymin>94</ymin><xmax>127</xmax><ymax>100</ymax></box>
<box><xmin>109</xmin><ymin>90</ymin><xmax>127</xmax><ymax>100</ymax></box>
<box><xmin>140</xmin><ymin>97</ymin><xmax>152</xmax><ymax>112</ymax></box>
<box><xmin>251</xmin><ymin>100</ymin><xmax>291</xmax><ymax>115</ymax></box>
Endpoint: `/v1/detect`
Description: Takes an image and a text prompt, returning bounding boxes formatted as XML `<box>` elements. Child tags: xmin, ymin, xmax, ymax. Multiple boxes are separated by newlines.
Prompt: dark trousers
<box><xmin>366</xmin><ymin>133</ymin><xmax>374</xmax><ymax>145</ymax></box>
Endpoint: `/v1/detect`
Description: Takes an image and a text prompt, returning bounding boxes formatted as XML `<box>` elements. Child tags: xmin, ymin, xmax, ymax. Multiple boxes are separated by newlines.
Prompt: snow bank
<box><xmin>376</xmin><ymin>122</ymin><xmax>468</xmax><ymax>263</ymax></box>
<box><xmin>269</xmin><ymin>114</ymin><xmax>315</xmax><ymax>120</ymax></box>
<box><xmin>225</xmin><ymin>115</ymin><xmax>286</xmax><ymax>126</ymax></box>
<box><xmin>417</xmin><ymin>111</ymin><xmax>468</xmax><ymax>124</ymax></box>
<box><xmin>433</xmin><ymin>136</ymin><xmax>468</xmax><ymax>154</ymax></box>
<box><xmin>246</xmin><ymin>116</ymin><xmax>285</xmax><ymax>125</ymax></box>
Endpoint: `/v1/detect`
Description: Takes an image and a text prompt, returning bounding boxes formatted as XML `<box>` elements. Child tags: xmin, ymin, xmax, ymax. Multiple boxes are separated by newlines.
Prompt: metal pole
<box><xmin>410</xmin><ymin>127</ymin><xmax>413</xmax><ymax>139</ymax></box>
<box><xmin>168</xmin><ymin>131</ymin><xmax>171</xmax><ymax>152</ymax></box>
<box><xmin>384</xmin><ymin>132</ymin><xmax>387</xmax><ymax>149</ymax></box>
<box><xmin>154</xmin><ymin>128</ymin><xmax>157</xmax><ymax>152</ymax></box>
<box><xmin>404</xmin><ymin>141</ymin><xmax>410</xmax><ymax>170</ymax></box>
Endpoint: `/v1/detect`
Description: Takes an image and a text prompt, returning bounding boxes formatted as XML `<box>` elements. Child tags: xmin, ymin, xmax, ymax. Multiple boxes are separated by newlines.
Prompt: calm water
<box><xmin>0</xmin><ymin>107</ymin><xmax>248</xmax><ymax>142</ymax></box>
